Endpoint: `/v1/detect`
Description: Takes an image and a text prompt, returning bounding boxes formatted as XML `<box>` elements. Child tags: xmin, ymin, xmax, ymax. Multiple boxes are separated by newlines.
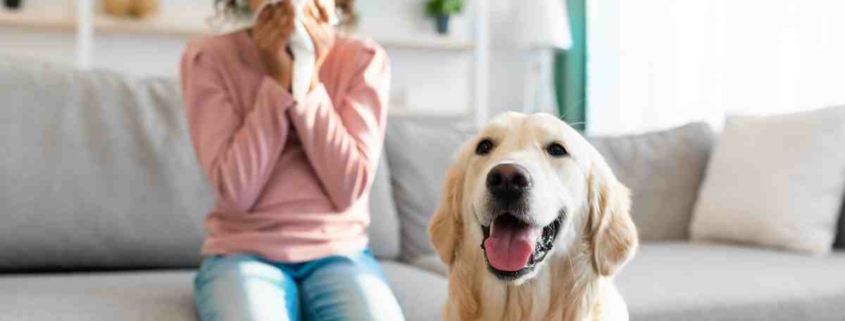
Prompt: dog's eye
<box><xmin>475</xmin><ymin>139</ymin><xmax>494</xmax><ymax>155</ymax></box>
<box><xmin>546</xmin><ymin>143</ymin><xmax>568</xmax><ymax>157</ymax></box>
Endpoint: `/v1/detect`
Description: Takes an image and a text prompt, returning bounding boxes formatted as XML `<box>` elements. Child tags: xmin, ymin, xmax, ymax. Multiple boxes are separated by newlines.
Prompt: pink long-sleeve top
<box><xmin>180</xmin><ymin>30</ymin><xmax>390</xmax><ymax>263</ymax></box>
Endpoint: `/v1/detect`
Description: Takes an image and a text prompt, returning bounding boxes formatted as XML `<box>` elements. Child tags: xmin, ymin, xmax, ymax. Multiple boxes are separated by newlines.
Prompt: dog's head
<box><xmin>429</xmin><ymin>112</ymin><xmax>638</xmax><ymax>285</ymax></box>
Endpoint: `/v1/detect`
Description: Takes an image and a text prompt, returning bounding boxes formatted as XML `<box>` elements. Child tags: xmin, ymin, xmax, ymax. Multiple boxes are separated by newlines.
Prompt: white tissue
<box><xmin>252</xmin><ymin>0</ymin><xmax>336</xmax><ymax>102</ymax></box>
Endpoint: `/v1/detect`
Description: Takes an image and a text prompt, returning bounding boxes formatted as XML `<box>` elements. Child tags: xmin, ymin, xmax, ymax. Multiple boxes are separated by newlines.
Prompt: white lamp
<box><xmin>512</xmin><ymin>0</ymin><xmax>572</xmax><ymax>115</ymax></box>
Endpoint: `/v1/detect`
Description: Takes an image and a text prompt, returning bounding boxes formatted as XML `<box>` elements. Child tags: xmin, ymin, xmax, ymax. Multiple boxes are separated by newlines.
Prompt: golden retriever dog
<box><xmin>429</xmin><ymin>112</ymin><xmax>638</xmax><ymax>321</ymax></box>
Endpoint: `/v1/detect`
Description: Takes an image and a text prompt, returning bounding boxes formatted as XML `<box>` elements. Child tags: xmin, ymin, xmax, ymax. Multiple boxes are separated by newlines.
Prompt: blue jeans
<box><xmin>194</xmin><ymin>250</ymin><xmax>405</xmax><ymax>321</ymax></box>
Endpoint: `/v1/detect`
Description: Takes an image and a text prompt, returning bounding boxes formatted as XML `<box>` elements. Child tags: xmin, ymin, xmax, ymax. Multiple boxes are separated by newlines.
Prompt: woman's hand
<box><xmin>303</xmin><ymin>0</ymin><xmax>337</xmax><ymax>91</ymax></box>
<box><xmin>252</xmin><ymin>1</ymin><xmax>296</xmax><ymax>91</ymax></box>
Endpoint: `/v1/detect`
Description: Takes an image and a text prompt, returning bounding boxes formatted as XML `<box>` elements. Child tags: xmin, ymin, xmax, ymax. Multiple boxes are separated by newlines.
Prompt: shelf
<box><xmin>376</xmin><ymin>36</ymin><xmax>475</xmax><ymax>51</ymax></box>
<box><xmin>0</xmin><ymin>9</ymin><xmax>75</xmax><ymax>32</ymax></box>
<box><xmin>388</xmin><ymin>107</ymin><xmax>470</xmax><ymax>118</ymax></box>
<box><xmin>0</xmin><ymin>7</ymin><xmax>475</xmax><ymax>50</ymax></box>
<box><xmin>94</xmin><ymin>8</ymin><xmax>212</xmax><ymax>37</ymax></box>
<box><xmin>0</xmin><ymin>7</ymin><xmax>212</xmax><ymax>37</ymax></box>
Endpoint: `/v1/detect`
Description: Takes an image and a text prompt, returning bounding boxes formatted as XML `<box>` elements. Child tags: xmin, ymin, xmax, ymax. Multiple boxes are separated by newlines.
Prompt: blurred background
<box><xmin>2</xmin><ymin>2</ymin><xmax>845</xmax><ymax>320</ymax></box>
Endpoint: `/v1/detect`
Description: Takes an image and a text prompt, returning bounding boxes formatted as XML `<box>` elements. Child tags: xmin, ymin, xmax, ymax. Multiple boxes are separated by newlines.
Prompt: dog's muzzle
<box><xmin>480</xmin><ymin>163</ymin><xmax>565</xmax><ymax>282</ymax></box>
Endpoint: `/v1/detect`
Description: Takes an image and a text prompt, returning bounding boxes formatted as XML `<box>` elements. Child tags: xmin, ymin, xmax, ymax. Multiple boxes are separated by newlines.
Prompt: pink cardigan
<box><xmin>180</xmin><ymin>30</ymin><xmax>390</xmax><ymax>262</ymax></box>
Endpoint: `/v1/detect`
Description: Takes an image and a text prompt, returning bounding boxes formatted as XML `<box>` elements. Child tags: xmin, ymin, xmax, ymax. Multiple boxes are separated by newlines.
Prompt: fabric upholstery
<box><xmin>0</xmin><ymin>261</ymin><xmax>446</xmax><ymax>321</ymax></box>
<box><xmin>589</xmin><ymin>122</ymin><xmax>715</xmax><ymax>241</ymax></box>
<box><xmin>367</xmin><ymin>156</ymin><xmax>402</xmax><ymax>259</ymax></box>
<box><xmin>407</xmin><ymin>242</ymin><xmax>845</xmax><ymax>321</ymax></box>
<box><xmin>385</xmin><ymin>119</ymin><xmax>475</xmax><ymax>262</ymax></box>
<box><xmin>0</xmin><ymin>271</ymin><xmax>197</xmax><ymax>321</ymax></box>
<box><xmin>616</xmin><ymin>242</ymin><xmax>845</xmax><ymax>321</ymax></box>
<box><xmin>691</xmin><ymin>106</ymin><xmax>845</xmax><ymax>254</ymax></box>
<box><xmin>3</xmin><ymin>245</ymin><xmax>843</xmax><ymax>321</ymax></box>
<box><xmin>408</xmin><ymin>254</ymin><xmax>448</xmax><ymax>277</ymax></box>
<box><xmin>0</xmin><ymin>56</ymin><xmax>212</xmax><ymax>270</ymax></box>
<box><xmin>835</xmin><ymin>199</ymin><xmax>845</xmax><ymax>248</ymax></box>
<box><xmin>380</xmin><ymin>261</ymin><xmax>448</xmax><ymax>321</ymax></box>
<box><xmin>411</xmin><ymin>243</ymin><xmax>845</xmax><ymax>321</ymax></box>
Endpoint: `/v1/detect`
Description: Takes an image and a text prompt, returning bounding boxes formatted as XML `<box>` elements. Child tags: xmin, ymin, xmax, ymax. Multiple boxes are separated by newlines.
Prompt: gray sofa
<box><xmin>1</xmin><ymin>56</ymin><xmax>844</xmax><ymax>321</ymax></box>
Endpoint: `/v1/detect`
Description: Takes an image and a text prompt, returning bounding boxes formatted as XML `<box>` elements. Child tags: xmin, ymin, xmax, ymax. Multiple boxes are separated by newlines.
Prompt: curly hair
<box><xmin>214</xmin><ymin>0</ymin><xmax>357</xmax><ymax>26</ymax></box>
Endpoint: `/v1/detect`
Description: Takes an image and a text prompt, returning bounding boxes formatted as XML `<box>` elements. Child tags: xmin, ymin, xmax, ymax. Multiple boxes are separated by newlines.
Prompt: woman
<box><xmin>180</xmin><ymin>0</ymin><xmax>403</xmax><ymax>320</ymax></box>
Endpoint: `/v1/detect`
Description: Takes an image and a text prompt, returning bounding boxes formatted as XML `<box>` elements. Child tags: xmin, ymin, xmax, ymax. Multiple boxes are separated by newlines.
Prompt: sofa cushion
<box><xmin>0</xmin><ymin>261</ymin><xmax>445</xmax><ymax>321</ymax></box>
<box><xmin>385</xmin><ymin>118</ymin><xmax>475</xmax><ymax>261</ymax></box>
<box><xmin>588</xmin><ymin>123</ymin><xmax>715</xmax><ymax>241</ymax></box>
<box><xmin>616</xmin><ymin>242</ymin><xmax>845</xmax><ymax>321</ymax></box>
<box><xmin>0</xmin><ymin>271</ymin><xmax>197</xmax><ymax>321</ymax></box>
<box><xmin>408</xmin><ymin>254</ymin><xmax>448</xmax><ymax>277</ymax></box>
<box><xmin>391</xmin><ymin>243</ymin><xmax>845</xmax><ymax>321</ymax></box>
<box><xmin>0</xmin><ymin>57</ymin><xmax>212</xmax><ymax>271</ymax></box>
<box><xmin>367</xmin><ymin>156</ymin><xmax>402</xmax><ymax>259</ymax></box>
<box><xmin>380</xmin><ymin>261</ymin><xmax>448</xmax><ymax>321</ymax></box>
<box><xmin>837</xmin><ymin>204</ymin><xmax>845</xmax><ymax>248</ymax></box>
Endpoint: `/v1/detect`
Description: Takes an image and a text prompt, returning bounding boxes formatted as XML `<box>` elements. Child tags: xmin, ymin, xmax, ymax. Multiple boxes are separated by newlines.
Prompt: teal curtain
<box><xmin>554</xmin><ymin>0</ymin><xmax>587</xmax><ymax>131</ymax></box>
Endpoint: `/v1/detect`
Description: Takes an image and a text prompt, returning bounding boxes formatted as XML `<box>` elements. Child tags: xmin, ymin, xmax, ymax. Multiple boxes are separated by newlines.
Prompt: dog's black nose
<box><xmin>487</xmin><ymin>164</ymin><xmax>532</xmax><ymax>201</ymax></box>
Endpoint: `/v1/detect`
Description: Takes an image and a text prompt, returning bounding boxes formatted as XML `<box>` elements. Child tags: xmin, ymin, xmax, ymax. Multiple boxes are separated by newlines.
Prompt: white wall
<box><xmin>487</xmin><ymin>1</ymin><xmax>530</xmax><ymax>116</ymax></box>
<box><xmin>356</xmin><ymin>0</ymin><xmax>475</xmax><ymax>116</ymax></box>
<box><xmin>0</xmin><ymin>29</ymin><xmax>76</xmax><ymax>65</ymax></box>
<box><xmin>588</xmin><ymin>0</ymin><xmax>845</xmax><ymax>135</ymax></box>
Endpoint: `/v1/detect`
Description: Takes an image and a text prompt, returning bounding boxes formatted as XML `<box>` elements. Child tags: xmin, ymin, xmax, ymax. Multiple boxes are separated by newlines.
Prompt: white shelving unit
<box><xmin>0</xmin><ymin>9</ymin><xmax>475</xmax><ymax>49</ymax></box>
<box><xmin>0</xmin><ymin>1</ymin><xmax>489</xmax><ymax>125</ymax></box>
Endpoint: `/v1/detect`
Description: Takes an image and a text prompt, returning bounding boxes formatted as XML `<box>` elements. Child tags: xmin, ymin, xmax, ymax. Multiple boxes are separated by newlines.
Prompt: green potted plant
<box><xmin>235</xmin><ymin>1</ymin><xmax>251</xmax><ymax>16</ymax></box>
<box><xmin>425</xmin><ymin>0</ymin><xmax>463</xmax><ymax>35</ymax></box>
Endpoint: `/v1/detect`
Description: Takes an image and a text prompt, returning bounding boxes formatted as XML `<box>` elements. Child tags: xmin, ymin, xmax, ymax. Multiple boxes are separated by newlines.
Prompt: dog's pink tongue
<box><xmin>484</xmin><ymin>223</ymin><xmax>540</xmax><ymax>272</ymax></box>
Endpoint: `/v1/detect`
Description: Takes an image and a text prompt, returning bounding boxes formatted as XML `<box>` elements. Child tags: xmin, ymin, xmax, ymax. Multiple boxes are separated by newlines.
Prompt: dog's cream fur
<box><xmin>429</xmin><ymin>113</ymin><xmax>638</xmax><ymax>321</ymax></box>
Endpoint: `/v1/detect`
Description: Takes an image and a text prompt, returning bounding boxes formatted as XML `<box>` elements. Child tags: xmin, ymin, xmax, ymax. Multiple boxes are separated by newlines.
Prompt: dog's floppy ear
<box><xmin>429</xmin><ymin>156</ymin><xmax>467</xmax><ymax>266</ymax></box>
<box><xmin>586</xmin><ymin>161</ymin><xmax>639</xmax><ymax>277</ymax></box>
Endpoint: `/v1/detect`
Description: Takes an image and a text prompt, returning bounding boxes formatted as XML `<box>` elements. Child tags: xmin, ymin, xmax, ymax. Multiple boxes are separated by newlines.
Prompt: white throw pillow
<box><xmin>690</xmin><ymin>105</ymin><xmax>845</xmax><ymax>254</ymax></box>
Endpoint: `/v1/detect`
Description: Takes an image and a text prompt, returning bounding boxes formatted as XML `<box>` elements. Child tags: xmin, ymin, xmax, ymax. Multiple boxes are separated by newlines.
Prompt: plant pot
<box><xmin>4</xmin><ymin>0</ymin><xmax>23</xmax><ymax>10</ymax></box>
<box><xmin>436</xmin><ymin>15</ymin><xmax>450</xmax><ymax>35</ymax></box>
<box><xmin>104</xmin><ymin>0</ymin><xmax>132</xmax><ymax>17</ymax></box>
<box><xmin>131</xmin><ymin>0</ymin><xmax>159</xmax><ymax>18</ymax></box>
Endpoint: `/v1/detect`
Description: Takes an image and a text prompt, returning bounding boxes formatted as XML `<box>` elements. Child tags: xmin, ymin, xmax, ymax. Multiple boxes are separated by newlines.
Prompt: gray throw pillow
<box><xmin>385</xmin><ymin>119</ymin><xmax>474</xmax><ymax>262</ymax></box>
<box><xmin>588</xmin><ymin>123</ymin><xmax>716</xmax><ymax>241</ymax></box>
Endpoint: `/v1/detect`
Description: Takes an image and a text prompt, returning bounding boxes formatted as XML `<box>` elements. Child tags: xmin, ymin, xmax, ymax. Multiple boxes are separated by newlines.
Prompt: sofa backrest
<box><xmin>838</xmin><ymin>205</ymin><xmax>845</xmax><ymax>247</ymax></box>
<box><xmin>384</xmin><ymin>119</ymin><xmax>476</xmax><ymax>262</ymax></box>
<box><xmin>0</xmin><ymin>57</ymin><xmax>210</xmax><ymax>271</ymax></box>
<box><xmin>0</xmin><ymin>56</ymin><xmax>400</xmax><ymax>271</ymax></box>
<box><xmin>589</xmin><ymin>123</ymin><xmax>716</xmax><ymax>241</ymax></box>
